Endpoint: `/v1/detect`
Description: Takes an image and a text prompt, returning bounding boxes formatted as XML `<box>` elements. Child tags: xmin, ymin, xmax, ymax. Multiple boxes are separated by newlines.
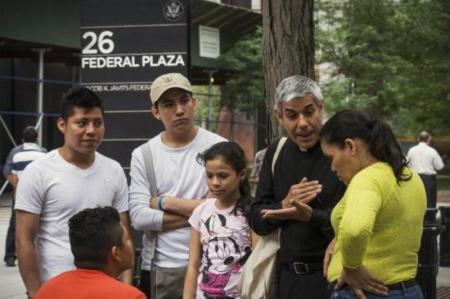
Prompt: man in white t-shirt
<box><xmin>407</xmin><ymin>131</ymin><xmax>445</xmax><ymax>208</ymax></box>
<box><xmin>15</xmin><ymin>87</ymin><xmax>132</xmax><ymax>298</ymax></box>
<box><xmin>129</xmin><ymin>73</ymin><xmax>225</xmax><ymax>299</ymax></box>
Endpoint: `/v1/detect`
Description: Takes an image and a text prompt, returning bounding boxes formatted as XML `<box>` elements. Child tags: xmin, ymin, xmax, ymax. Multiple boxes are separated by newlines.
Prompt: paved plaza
<box><xmin>0</xmin><ymin>192</ymin><xmax>448</xmax><ymax>298</ymax></box>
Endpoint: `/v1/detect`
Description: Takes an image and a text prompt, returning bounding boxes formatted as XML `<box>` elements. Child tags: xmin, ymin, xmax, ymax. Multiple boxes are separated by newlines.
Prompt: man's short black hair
<box><xmin>68</xmin><ymin>207</ymin><xmax>123</xmax><ymax>269</ymax></box>
<box><xmin>22</xmin><ymin>126</ymin><xmax>38</xmax><ymax>143</ymax></box>
<box><xmin>60</xmin><ymin>87</ymin><xmax>104</xmax><ymax>120</ymax></box>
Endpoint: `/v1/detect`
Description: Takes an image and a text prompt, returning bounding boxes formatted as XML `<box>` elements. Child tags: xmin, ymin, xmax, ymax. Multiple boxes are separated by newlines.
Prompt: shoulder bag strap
<box><xmin>271</xmin><ymin>137</ymin><xmax>287</xmax><ymax>176</ymax></box>
<box><xmin>141</xmin><ymin>142</ymin><xmax>159</xmax><ymax>298</ymax></box>
<box><xmin>141</xmin><ymin>142</ymin><xmax>157</xmax><ymax>196</ymax></box>
<box><xmin>271</xmin><ymin>136</ymin><xmax>287</xmax><ymax>245</ymax></box>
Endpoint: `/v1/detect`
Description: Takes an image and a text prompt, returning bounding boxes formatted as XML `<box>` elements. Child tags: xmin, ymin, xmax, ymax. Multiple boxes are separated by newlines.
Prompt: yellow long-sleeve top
<box><xmin>327</xmin><ymin>162</ymin><xmax>426</xmax><ymax>284</ymax></box>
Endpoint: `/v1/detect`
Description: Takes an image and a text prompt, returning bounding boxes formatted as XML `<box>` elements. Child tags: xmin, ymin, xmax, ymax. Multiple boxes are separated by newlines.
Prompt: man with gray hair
<box><xmin>407</xmin><ymin>131</ymin><xmax>444</xmax><ymax>208</ymax></box>
<box><xmin>250</xmin><ymin>75</ymin><xmax>345</xmax><ymax>298</ymax></box>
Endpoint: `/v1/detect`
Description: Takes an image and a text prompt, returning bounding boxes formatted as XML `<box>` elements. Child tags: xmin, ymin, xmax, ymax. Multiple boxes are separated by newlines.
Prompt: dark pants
<box><xmin>419</xmin><ymin>174</ymin><xmax>437</xmax><ymax>208</ymax></box>
<box><xmin>278</xmin><ymin>264</ymin><xmax>331</xmax><ymax>299</ymax></box>
<box><xmin>139</xmin><ymin>270</ymin><xmax>151</xmax><ymax>299</ymax></box>
<box><xmin>4</xmin><ymin>197</ymin><xmax>16</xmax><ymax>261</ymax></box>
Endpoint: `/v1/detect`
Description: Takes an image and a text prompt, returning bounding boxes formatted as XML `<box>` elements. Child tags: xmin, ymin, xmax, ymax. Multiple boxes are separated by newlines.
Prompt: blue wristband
<box><xmin>157</xmin><ymin>195</ymin><xmax>165</xmax><ymax>211</ymax></box>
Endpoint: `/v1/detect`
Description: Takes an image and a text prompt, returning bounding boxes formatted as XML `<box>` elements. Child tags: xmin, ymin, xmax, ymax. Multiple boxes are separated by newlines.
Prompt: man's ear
<box><xmin>151</xmin><ymin>104</ymin><xmax>161</xmax><ymax>120</ymax></box>
<box><xmin>318</xmin><ymin>101</ymin><xmax>325</xmax><ymax>114</ymax></box>
<box><xmin>56</xmin><ymin>117</ymin><xmax>66</xmax><ymax>134</ymax></box>
<box><xmin>275</xmin><ymin>109</ymin><xmax>284</xmax><ymax>126</ymax></box>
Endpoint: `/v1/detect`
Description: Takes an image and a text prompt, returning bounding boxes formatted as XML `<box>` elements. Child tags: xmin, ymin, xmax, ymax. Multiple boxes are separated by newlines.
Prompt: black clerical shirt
<box><xmin>250</xmin><ymin>138</ymin><xmax>345</xmax><ymax>264</ymax></box>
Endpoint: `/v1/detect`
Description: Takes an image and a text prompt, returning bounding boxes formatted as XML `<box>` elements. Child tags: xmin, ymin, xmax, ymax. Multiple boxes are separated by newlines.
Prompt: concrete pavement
<box><xmin>0</xmin><ymin>192</ymin><xmax>448</xmax><ymax>298</ymax></box>
<box><xmin>0</xmin><ymin>194</ymin><xmax>26</xmax><ymax>299</ymax></box>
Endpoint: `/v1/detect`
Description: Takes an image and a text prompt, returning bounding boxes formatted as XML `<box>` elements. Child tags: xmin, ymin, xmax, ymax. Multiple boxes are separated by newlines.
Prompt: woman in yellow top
<box><xmin>319</xmin><ymin>110</ymin><xmax>426</xmax><ymax>299</ymax></box>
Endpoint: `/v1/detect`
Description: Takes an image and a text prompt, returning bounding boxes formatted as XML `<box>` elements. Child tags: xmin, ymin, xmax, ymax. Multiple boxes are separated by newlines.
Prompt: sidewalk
<box><xmin>0</xmin><ymin>192</ymin><xmax>448</xmax><ymax>298</ymax></box>
<box><xmin>0</xmin><ymin>193</ymin><xmax>26</xmax><ymax>299</ymax></box>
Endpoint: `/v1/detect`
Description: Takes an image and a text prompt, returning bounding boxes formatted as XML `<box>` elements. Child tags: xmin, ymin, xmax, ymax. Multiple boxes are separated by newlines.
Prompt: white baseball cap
<box><xmin>150</xmin><ymin>73</ymin><xmax>192</xmax><ymax>105</ymax></box>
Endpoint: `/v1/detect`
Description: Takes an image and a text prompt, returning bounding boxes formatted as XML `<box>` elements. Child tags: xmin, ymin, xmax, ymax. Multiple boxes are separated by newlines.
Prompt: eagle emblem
<box><xmin>163</xmin><ymin>0</ymin><xmax>184</xmax><ymax>22</ymax></box>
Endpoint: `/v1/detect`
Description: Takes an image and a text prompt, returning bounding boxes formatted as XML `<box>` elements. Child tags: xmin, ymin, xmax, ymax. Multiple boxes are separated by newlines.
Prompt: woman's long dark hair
<box><xmin>320</xmin><ymin>109</ymin><xmax>411</xmax><ymax>183</ymax></box>
<box><xmin>197</xmin><ymin>141</ymin><xmax>252</xmax><ymax>222</ymax></box>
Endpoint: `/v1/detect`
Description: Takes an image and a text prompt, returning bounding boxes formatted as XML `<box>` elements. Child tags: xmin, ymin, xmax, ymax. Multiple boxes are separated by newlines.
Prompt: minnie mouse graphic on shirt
<box><xmin>199</xmin><ymin>213</ymin><xmax>251</xmax><ymax>299</ymax></box>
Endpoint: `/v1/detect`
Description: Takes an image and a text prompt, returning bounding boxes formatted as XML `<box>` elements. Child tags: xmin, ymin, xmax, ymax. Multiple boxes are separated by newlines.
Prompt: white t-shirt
<box><xmin>15</xmin><ymin>150</ymin><xmax>129</xmax><ymax>282</ymax></box>
<box><xmin>407</xmin><ymin>142</ymin><xmax>444</xmax><ymax>175</ymax></box>
<box><xmin>188</xmin><ymin>198</ymin><xmax>252</xmax><ymax>299</ymax></box>
<box><xmin>11</xmin><ymin>143</ymin><xmax>47</xmax><ymax>179</ymax></box>
<box><xmin>129</xmin><ymin>127</ymin><xmax>226</xmax><ymax>269</ymax></box>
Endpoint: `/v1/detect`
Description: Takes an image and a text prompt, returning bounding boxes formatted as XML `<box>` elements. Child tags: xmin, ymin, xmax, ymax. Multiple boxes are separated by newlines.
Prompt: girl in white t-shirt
<box><xmin>183</xmin><ymin>141</ymin><xmax>255</xmax><ymax>299</ymax></box>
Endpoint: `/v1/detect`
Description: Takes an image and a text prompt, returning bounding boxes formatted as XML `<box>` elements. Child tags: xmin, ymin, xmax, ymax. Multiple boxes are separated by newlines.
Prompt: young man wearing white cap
<box><xmin>129</xmin><ymin>73</ymin><xmax>225</xmax><ymax>298</ymax></box>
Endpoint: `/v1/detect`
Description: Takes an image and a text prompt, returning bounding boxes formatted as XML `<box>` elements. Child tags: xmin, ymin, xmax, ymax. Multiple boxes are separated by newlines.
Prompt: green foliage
<box><xmin>193</xmin><ymin>85</ymin><xmax>221</xmax><ymax>132</ymax></box>
<box><xmin>218</xmin><ymin>26</ymin><xmax>264</xmax><ymax>112</ymax></box>
<box><xmin>316</xmin><ymin>0</ymin><xmax>450</xmax><ymax>136</ymax></box>
<box><xmin>191</xmin><ymin>27</ymin><xmax>264</xmax><ymax>131</ymax></box>
<box><xmin>393</xmin><ymin>0</ymin><xmax>450</xmax><ymax>136</ymax></box>
<box><xmin>438</xmin><ymin>178</ymin><xmax>450</xmax><ymax>191</ymax></box>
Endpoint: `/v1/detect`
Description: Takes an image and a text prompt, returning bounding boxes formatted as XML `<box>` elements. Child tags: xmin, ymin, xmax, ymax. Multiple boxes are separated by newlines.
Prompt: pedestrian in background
<box><xmin>2</xmin><ymin>126</ymin><xmax>46</xmax><ymax>267</ymax></box>
<box><xmin>407</xmin><ymin>131</ymin><xmax>444</xmax><ymax>208</ymax></box>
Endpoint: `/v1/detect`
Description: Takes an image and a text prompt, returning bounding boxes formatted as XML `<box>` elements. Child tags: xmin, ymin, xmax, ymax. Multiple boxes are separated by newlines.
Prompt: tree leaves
<box><xmin>218</xmin><ymin>26</ymin><xmax>264</xmax><ymax>112</ymax></box>
<box><xmin>317</xmin><ymin>0</ymin><xmax>450</xmax><ymax>136</ymax></box>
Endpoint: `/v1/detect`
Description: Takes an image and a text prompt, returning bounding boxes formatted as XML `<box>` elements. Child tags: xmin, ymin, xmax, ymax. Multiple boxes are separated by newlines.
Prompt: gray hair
<box><xmin>274</xmin><ymin>75</ymin><xmax>324</xmax><ymax>110</ymax></box>
<box><xmin>419</xmin><ymin>131</ymin><xmax>430</xmax><ymax>142</ymax></box>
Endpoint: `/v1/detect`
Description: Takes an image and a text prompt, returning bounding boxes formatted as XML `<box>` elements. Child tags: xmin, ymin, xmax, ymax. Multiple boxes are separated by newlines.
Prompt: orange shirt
<box><xmin>35</xmin><ymin>268</ymin><xmax>146</xmax><ymax>299</ymax></box>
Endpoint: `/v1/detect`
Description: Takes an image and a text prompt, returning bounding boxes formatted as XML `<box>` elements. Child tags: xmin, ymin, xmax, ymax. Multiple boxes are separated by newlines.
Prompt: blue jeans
<box><xmin>331</xmin><ymin>284</ymin><xmax>423</xmax><ymax>299</ymax></box>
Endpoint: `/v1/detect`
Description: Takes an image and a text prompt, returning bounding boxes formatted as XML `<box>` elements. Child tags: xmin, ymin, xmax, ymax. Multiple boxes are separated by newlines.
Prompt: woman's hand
<box><xmin>323</xmin><ymin>239</ymin><xmax>335</xmax><ymax>277</ymax></box>
<box><xmin>335</xmin><ymin>266</ymin><xmax>388</xmax><ymax>299</ymax></box>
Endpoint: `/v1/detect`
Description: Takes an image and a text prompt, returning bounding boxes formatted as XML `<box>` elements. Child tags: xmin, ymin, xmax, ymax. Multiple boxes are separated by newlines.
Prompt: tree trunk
<box><xmin>262</xmin><ymin>0</ymin><xmax>315</xmax><ymax>140</ymax></box>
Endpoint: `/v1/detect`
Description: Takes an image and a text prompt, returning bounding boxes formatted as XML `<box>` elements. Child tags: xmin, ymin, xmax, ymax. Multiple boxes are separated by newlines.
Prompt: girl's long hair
<box><xmin>197</xmin><ymin>141</ymin><xmax>252</xmax><ymax>222</ymax></box>
<box><xmin>320</xmin><ymin>109</ymin><xmax>411</xmax><ymax>183</ymax></box>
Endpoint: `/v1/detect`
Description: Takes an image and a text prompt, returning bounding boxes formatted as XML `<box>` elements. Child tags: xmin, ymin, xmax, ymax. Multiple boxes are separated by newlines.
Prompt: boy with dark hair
<box><xmin>35</xmin><ymin>207</ymin><xmax>145</xmax><ymax>299</ymax></box>
<box><xmin>15</xmin><ymin>87</ymin><xmax>132</xmax><ymax>298</ymax></box>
